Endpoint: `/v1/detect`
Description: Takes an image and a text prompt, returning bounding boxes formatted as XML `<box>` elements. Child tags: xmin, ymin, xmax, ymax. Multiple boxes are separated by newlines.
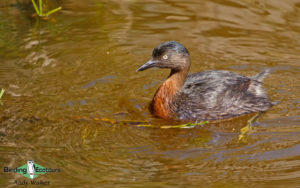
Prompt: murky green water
<box><xmin>1</xmin><ymin>0</ymin><xmax>300</xmax><ymax>187</ymax></box>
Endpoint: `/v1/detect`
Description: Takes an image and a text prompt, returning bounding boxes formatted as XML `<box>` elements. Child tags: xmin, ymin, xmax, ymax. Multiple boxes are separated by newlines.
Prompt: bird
<box><xmin>137</xmin><ymin>41</ymin><xmax>275</xmax><ymax>121</ymax></box>
<box><xmin>27</xmin><ymin>160</ymin><xmax>36</xmax><ymax>180</ymax></box>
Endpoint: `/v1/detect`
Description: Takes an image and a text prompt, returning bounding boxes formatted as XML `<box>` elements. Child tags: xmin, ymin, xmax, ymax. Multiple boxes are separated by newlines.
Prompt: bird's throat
<box><xmin>151</xmin><ymin>69</ymin><xmax>188</xmax><ymax>119</ymax></box>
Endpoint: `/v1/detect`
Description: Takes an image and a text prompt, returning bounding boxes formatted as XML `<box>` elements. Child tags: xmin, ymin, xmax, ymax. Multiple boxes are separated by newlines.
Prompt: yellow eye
<box><xmin>162</xmin><ymin>55</ymin><xmax>168</xmax><ymax>59</ymax></box>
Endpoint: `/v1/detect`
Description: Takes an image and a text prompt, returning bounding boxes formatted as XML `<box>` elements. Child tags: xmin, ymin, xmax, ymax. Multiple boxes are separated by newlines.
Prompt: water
<box><xmin>0</xmin><ymin>0</ymin><xmax>300</xmax><ymax>187</ymax></box>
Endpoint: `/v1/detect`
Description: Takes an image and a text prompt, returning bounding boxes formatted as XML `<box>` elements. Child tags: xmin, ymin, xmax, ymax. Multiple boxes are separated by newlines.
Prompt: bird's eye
<box><xmin>162</xmin><ymin>55</ymin><xmax>168</xmax><ymax>60</ymax></box>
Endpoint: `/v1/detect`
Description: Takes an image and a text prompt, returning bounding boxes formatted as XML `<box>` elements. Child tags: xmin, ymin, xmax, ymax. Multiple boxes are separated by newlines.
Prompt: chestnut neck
<box><xmin>167</xmin><ymin>67</ymin><xmax>189</xmax><ymax>87</ymax></box>
<box><xmin>151</xmin><ymin>59</ymin><xmax>190</xmax><ymax>119</ymax></box>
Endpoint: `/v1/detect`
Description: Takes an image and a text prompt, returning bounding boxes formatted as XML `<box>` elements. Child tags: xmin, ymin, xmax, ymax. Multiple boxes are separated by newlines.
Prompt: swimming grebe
<box><xmin>137</xmin><ymin>41</ymin><xmax>274</xmax><ymax>121</ymax></box>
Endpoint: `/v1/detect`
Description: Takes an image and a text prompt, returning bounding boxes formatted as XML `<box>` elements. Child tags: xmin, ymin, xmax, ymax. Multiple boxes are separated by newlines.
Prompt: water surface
<box><xmin>0</xmin><ymin>0</ymin><xmax>300</xmax><ymax>187</ymax></box>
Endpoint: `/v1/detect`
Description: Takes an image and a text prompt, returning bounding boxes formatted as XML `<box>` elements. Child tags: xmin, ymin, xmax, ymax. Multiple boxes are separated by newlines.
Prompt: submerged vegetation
<box><xmin>31</xmin><ymin>0</ymin><xmax>61</xmax><ymax>17</ymax></box>
<box><xmin>0</xmin><ymin>88</ymin><xmax>4</xmax><ymax>99</ymax></box>
<box><xmin>161</xmin><ymin>121</ymin><xmax>209</xmax><ymax>129</ymax></box>
<box><xmin>0</xmin><ymin>88</ymin><xmax>5</xmax><ymax>105</ymax></box>
<box><xmin>137</xmin><ymin>121</ymin><xmax>209</xmax><ymax>129</ymax></box>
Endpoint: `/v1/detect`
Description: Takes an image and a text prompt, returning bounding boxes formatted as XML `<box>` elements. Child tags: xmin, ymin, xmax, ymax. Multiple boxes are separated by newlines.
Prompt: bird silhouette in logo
<box><xmin>27</xmin><ymin>160</ymin><xmax>36</xmax><ymax>179</ymax></box>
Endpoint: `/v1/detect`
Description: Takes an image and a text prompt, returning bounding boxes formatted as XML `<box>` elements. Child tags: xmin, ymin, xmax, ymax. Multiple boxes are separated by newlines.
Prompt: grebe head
<box><xmin>137</xmin><ymin>41</ymin><xmax>190</xmax><ymax>72</ymax></box>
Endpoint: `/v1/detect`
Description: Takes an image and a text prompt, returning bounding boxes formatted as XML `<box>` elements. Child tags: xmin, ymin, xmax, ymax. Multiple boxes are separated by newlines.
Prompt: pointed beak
<box><xmin>136</xmin><ymin>59</ymin><xmax>159</xmax><ymax>72</ymax></box>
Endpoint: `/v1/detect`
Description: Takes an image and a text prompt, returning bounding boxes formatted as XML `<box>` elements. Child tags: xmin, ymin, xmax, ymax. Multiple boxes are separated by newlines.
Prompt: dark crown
<box><xmin>152</xmin><ymin>41</ymin><xmax>189</xmax><ymax>58</ymax></box>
